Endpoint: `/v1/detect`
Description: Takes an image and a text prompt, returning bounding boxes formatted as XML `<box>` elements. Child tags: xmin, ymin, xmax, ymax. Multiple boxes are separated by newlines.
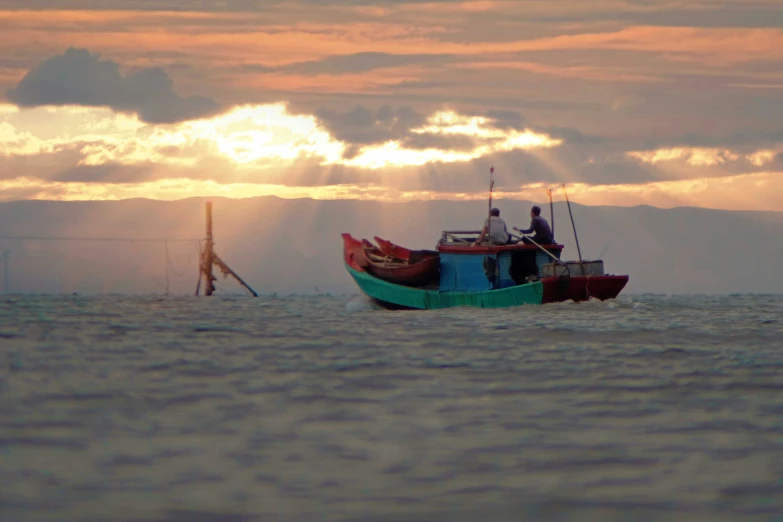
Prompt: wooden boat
<box><xmin>342</xmin><ymin>178</ymin><xmax>628</xmax><ymax>310</ymax></box>
<box><xmin>342</xmin><ymin>231</ymin><xmax>629</xmax><ymax>310</ymax></box>
<box><xmin>345</xmin><ymin>235</ymin><xmax>440</xmax><ymax>287</ymax></box>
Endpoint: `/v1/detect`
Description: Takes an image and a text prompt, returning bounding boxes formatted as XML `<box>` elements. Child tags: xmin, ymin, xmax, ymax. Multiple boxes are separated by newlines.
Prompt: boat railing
<box><xmin>438</xmin><ymin>231</ymin><xmax>565</xmax><ymax>260</ymax></box>
<box><xmin>439</xmin><ymin>230</ymin><xmax>482</xmax><ymax>244</ymax></box>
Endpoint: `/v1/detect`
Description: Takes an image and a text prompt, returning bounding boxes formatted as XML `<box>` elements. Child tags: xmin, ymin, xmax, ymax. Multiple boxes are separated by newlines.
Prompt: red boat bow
<box><xmin>342</xmin><ymin>233</ymin><xmax>368</xmax><ymax>271</ymax></box>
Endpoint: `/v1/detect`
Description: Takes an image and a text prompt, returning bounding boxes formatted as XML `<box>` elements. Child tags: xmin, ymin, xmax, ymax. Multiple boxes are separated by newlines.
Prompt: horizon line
<box><xmin>0</xmin><ymin>196</ymin><xmax>779</xmax><ymax>214</ymax></box>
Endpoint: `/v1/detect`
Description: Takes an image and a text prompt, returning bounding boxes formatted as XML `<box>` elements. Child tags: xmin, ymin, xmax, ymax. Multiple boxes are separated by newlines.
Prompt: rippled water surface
<box><xmin>1</xmin><ymin>294</ymin><xmax>782</xmax><ymax>522</ymax></box>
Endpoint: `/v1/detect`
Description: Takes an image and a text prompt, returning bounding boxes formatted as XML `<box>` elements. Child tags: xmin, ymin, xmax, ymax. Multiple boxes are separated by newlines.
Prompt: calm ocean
<box><xmin>1</xmin><ymin>294</ymin><xmax>782</xmax><ymax>522</ymax></box>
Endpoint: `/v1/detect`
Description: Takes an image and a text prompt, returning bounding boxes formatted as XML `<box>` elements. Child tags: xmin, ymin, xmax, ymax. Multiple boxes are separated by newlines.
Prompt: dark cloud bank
<box><xmin>6</xmin><ymin>48</ymin><xmax>221</xmax><ymax>124</ymax></box>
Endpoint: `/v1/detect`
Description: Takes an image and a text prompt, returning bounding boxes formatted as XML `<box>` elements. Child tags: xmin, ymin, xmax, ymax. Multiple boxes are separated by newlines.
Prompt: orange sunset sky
<box><xmin>1</xmin><ymin>0</ymin><xmax>783</xmax><ymax>210</ymax></box>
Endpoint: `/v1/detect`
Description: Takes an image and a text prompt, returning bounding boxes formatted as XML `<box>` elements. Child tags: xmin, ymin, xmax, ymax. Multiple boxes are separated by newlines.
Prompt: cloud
<box><xmin>51</xmin><ymin>163</ymin><xmax>160</xmax><ymax>183</ymax></box>
<box><xmin>483</xmin><ymin>110</ymin><xmax>528</xmax><ymax>131</ymax></box>
<box><xmin>335</xmin><ymin>109</ymin><xmax>563</xmax><ymax>168</ymax></box>
<box><xmin>0</xmin><ymin>103</ymin><xmax>566</xmax><ymax>185</ymax></box>
<box><xmin>628</xmin><ymin>147</ymin><xmax>740</xmax><ymax>166</ymax></box>
<box><xmin>313</xmin><ymin>105</ymin><xmax>536</xmax><ymax>150</ymax></box>
<box><xmin>6</xmin><ymin>101</ymin><xmax>783</xmax><ymax>192</ymax></box>
<box><xmin>6</xmin><ymin>48</ymin><xmax>221</xmax><ymax>124</ymax></box>
<box><xmin>281</xmin><ymin>52</ymin><xmax>454</xmax><ymax>75</ymax></box>
<box><xmin>0</xmin><ymin>0</ymin><xmax>781</xmax><ymax>216</ymax></box>
<box><xmin>315</xmin><ymin>105</ymin><xmax>426</xmax><ymax>145</ymax></box>
<box><xmin>3</xmin><ymin>101</ymin><xmax>783</xmax><ymax>212</ymax></box>
<box><xmin>629</xmin><ymin>146</ymin><xmax>782</xmax><ymax>167</ymax></box>
<box><xmin>0</xmin><ymin>121</ymin><xmax>54</xmax><ymax>156</ymax></box>
<box><xmin>747</xmin><ymin>149</ymin><xmax>779</xmax><ymax>166</ymax></box>
<box><xmin>399</xmin><ymin>132</ymin><xmax>477</xmax><ymax>151</ymax></box>
<box><xmin>4</xmin><ymin>5</ymin><xmax>782</xmax><ymax>154</ymax></box>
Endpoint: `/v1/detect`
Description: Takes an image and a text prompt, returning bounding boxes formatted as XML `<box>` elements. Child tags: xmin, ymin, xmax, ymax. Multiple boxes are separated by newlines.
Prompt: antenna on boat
<box><xmin>196</xmin><ymin>201</ymin><xmax>258</xmax><ymax>297</ymax></box>
<box><xmin>561</xmin><ymin>184</ymin><xmax>583</xmax><ymax>263</ymax></box>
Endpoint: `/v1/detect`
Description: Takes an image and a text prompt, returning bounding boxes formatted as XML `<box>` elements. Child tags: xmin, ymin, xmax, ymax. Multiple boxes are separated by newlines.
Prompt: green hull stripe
<box><xmin>346</xmin><ymin>265</ymin><xmax>543</xmax><ymax>309</ymax></box>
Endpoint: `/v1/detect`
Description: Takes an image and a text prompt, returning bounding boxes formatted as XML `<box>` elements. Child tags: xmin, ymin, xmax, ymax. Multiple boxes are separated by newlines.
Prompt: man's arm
<box><xmin>514</xmin><ymin>220</ymin><xmax>535</xmax><ymax>235</ymax></box>
<box><xmin>472</xmin><ymin>226</ymin><xmax>488</xmax><ymax>246</ymax></box>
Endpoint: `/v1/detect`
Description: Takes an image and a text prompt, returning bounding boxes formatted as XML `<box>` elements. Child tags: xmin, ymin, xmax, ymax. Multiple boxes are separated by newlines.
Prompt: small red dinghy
<box><xmin>344</xmin><ymin>234</ymin><xmax>440</xmax><ymax>287</ymax></box>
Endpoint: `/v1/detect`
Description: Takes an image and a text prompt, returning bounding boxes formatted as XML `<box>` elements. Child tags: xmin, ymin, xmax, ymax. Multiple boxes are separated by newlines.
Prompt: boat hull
<box><xmin>346</xmin><ymin>264</ymin><xmax>543</xmax><ymax>310</ymax></box>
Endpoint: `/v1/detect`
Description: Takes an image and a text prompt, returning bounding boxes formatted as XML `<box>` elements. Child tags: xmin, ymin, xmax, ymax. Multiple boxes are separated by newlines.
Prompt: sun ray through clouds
<box><xmin>0</xmin><ymin>103</ymin><xmax>563</xmax><ymax>170</ymax></box>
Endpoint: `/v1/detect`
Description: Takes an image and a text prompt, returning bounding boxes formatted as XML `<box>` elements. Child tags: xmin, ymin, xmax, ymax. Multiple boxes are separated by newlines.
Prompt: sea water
<box><xmin>0</xmin><ymin>294</ymin><xmax>782</xmax><ymax>522</ymax></box>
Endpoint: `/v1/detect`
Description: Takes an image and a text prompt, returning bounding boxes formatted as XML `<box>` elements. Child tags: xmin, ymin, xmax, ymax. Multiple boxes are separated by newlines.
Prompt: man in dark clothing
<box><xmin>514</xmin><ymin>206</ymin><xmax>554</xmax><ymax>244</ymax></box>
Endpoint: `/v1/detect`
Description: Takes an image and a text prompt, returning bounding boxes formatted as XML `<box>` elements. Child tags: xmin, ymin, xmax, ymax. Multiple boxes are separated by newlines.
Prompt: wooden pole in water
<box><xmin>561</xmin><ymin>184</ymin><xmax>583</xmax><ymax>263</ymax></box>
<box><xmin>196</xmin><ymin>200</ymin><xmax>258</xmax><ymax>297</ymax></box>
<box><xmin>204</xmin><ymin>201</ymin><xmax>215</xmax><ymax>296</ymax></box>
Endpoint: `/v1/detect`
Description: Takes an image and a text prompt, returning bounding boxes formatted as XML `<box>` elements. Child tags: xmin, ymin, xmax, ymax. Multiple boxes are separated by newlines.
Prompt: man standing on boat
<box><xmin>514</xmin><ymin>206</ymin><xmax>554</xmax><ymax>244</ymax></box>
<box><xmin>472</xmin><ymin>208</ymin><xmax>510</xmax><ymax>246</ymax></box>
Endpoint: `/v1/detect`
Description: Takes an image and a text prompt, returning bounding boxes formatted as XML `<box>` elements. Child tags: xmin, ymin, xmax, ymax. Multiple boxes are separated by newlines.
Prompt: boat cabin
<box><xmin>436</xmin><ymin>230</ymin><xmax>563</xmax><ymax>291</ymax></box>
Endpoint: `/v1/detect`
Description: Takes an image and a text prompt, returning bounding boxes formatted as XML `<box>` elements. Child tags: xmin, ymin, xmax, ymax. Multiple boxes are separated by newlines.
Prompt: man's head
<box><xmin>531</xmin><ymin>205</ymin><xmax>541</xmax><ymax>217</ymax></box>
<box><xmin>490</xmin><ymin>208</ymin><xmax>500</xmax><ymax>217</ymax></box>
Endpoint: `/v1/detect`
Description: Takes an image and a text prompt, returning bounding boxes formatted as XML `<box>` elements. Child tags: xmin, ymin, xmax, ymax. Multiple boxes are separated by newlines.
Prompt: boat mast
<box><xmin>561</xmin><ymin>184</ymin><xmax>583</xmax><ymax>263</ymax></box>
<box><xmin>487</xmin><ymin>166</ymin><xmax>495</xmax><ymax>245</ymax></box>
<box><xmin>547</xmin><ymin>188</ymin><xmax>554</xmax><ymax>240</ymax></box>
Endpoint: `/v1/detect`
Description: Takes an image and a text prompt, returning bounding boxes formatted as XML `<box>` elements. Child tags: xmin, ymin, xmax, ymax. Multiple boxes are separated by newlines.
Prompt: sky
<box><xmin>1</xmin><ymin>0</ymin><xmax>783</xmax><ymax>210</ymax></box>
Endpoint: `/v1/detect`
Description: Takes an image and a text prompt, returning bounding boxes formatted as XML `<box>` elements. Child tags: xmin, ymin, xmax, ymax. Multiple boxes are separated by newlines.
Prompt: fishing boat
<box><xmin>344</xmin><ymin>233</ymin><xmax>627</xmax><ymax>309</ymax></box>
<box><xmin>341</xmin><ymin>171</ymin><xmax>628</xmax><ymax>310</ymax></box>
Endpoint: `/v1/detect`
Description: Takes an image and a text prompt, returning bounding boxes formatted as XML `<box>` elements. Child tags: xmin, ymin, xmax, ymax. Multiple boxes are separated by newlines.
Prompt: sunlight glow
<box><xmin>342</xmin><ymin>110</ymin><xmax>562</xmax><ymax>168</ymax></box>
<box><xmin>3</xmin><ymin>103</ymin><xmax>780</xmax><ymax>210</ymax></box>
<box><xmin>2</xmin><ymin>171</ymin><xmax>781</xmax><ymax>211</ymax></box>
<box><xmin>342</xmin><ymin>141</ymin><xmax>477</xmax><ymax>169</ymax></box>
<box><xmin>0</xmin><ymin>103</ymin><xmax>562</xmax><ymax>173</ymax></box>
<box><xmin>628</xmin><ymin>147</ymin><xmax>739</xmax><ymax>166</ymax></box>
<box><xmin>0</xmin><ymin>122</ymin><xmax>53</xmax><ymax>155</ymax></box>
<box><xmin>412</xmin><ymin>110</ymin><xmax>562</xmax><ymax>148</ymax></box>
<box><xmin>746</xmin><ymin>149</ymin><xmax>778</xmax><ymax>167</ymax></box>
<box><xmin>184</xmin><ymin>105</ymin><xmax>346</xmax><ymax>165</ymax></box>
<box><xmin>629</xmin><ymin>146</ymin><xmax>779</xmax><ymax>167</ymax></box>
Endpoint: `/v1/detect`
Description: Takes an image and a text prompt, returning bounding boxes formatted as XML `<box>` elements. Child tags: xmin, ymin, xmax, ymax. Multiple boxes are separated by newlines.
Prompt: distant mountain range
<box><xmin>1</xmin><ymin>197</ymin><xmax>781</xmax><ymax>295</ymax></box>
